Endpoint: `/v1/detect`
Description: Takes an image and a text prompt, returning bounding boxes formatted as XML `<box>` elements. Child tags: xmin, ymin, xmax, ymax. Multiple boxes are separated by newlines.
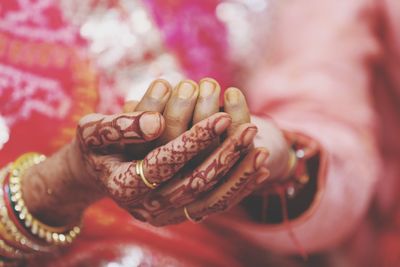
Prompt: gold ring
<box><xmin>136</xmin><ymin>160</ymin><xmax>158</xmax><ymax>189</ymax></box>
<box><xmin>183</xmin><ymin>206</ymin><xmax>202</xmax><ymax>223</ymax></box>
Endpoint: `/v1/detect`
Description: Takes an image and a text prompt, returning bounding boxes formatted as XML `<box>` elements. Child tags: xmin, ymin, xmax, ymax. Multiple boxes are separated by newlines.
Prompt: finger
<box><xmin>224</xmin><ymin>87</ymin><xmax>251</xmax><ymax>136</ymax></box>
<box><xmin>191</xmin><ymin>78</ymin><xmax>222</xmax><ymax>165</ymax></box>
<box><xmin>134</xmin><ymin>79</ymin><xmax>172</xmax><ymax>112</ymax></box>
<box><xmin>130</xmin><ymin>123</ymin><xmax>258</xmax><ymax>222</ymax></box>
<box><xmin>123</xmin><ymin>100</ymin><xmax>139</xmax><ymax>112</ymax></box>
<box><xmin>142</xmin><ymin>112</ymin><xmax>231</xmax><ymax>185</ymax></box>
<box><xmin>125</xmin><ymin>80</ymin><xmax>172</xmax><ymax>159</ymax></box>
<box><xmin>77</xmin><ymin>111</ymin><xmax>165</xmax><ymax>152</ymax></box>
<box><xmin>152</xmin><ymin>148</ymin><xmax>270</xmax><ymax>226</ymax></box>
<box><xmin>110</xmin><ymin>113</ymin><xmax>231</xmax><ymax>217</ymax></box>
<box><xmin>158</xmin><ymin>123</ymin><xmax>258</xmax><ymax>207</ymax></box>
<box><xmin>160</xmin><ymin>80</ymin><xmax>199</xmax><ymax>144</ymax></box>
<box><xmin>192</xmin><ymin>78</ymin><xmax>220</xmax><ymax>124</ymax></box>
<box><xmin>86</xmin><ymin>154</ymin><xmax>152</xmax><ymax>207</ymax></box>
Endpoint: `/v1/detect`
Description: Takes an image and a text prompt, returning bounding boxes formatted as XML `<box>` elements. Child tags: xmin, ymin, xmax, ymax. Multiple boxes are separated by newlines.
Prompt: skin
<box><xmin>20</xmin><ymin>78</ymin><xmax>287</xmax><ymax>228</ymax></box>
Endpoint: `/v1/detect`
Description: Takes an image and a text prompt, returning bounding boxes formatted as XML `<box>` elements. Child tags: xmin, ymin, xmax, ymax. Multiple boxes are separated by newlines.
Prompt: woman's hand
<box><xmin>76</xmin><ymin>111</ymin><xmax>236</xmax><ymax>211</ymax></box>
<box><xmin>119</xmin><ymin>79</ymin><xmax>273</xmax><ymax>226</ymax></box>
<box><xmin>21</xmin><ymin>78</ymin><xmax>275</xmax><ymax>228</ymax></box>
<box><xmin>21</xmin><ymin>79</ymin><xmax>233</xmax><ymax>227</ymax></box>
<box><xmin>76</xmin><ymin>78</ymin><xmax>270</xmax><ymax>225</ymax></box>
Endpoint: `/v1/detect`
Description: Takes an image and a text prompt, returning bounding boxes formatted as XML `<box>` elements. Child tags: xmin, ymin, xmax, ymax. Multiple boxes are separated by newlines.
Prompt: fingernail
<box><xmin>178</xmin><ymin>81</ymin><xmax>196</xmax><ymax>99</ymax></box>
<box><xmin>213</xmin><ymin>116</ymin><xmax>231</xmax><ymax>134</ymax></box>
<box><xmin>199</xmin><ymin>80</ymin><xmax>216</xmax><ymax>98</ymax></box>
<box><xmin>226</xmin><ymin>89</ymin><xmax>241</xmax><ymax>105</ymax></box>
<box><xmin>255</xmin><ymin>150</ymin><xmax>269</xmax><ymax>169</ymax></box>
<box><xmin>140</xmin><ymin>112</ymin><xmax>163</xmax><ymax>138</ymax></box>
<box><xmin>150</xmin><ymin>80</ymin><xmax>168</xmax><ymax>99</ymax></box>
<box><xmin>242</xmin><ymin>127</ymin><xmax>257</xmax><ymax>146</ymax></box>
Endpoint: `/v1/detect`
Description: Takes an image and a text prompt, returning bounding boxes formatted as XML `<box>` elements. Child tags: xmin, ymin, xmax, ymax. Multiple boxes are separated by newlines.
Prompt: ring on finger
<box><xmin>136</xmin><ymin>160</ymin><xmax>158</xmax><ymax>189</ymax></box>
<box><xmin>183</xmin><ymin>206</ymin><xmax>203</xmax><ymax>223</ymax></box>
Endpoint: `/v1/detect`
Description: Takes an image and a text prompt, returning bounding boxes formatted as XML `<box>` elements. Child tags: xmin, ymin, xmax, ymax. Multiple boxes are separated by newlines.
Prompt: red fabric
<box><xmin>0</xmin><ymin>2</ymin><xmax>99</xmax><ymax>165</ymax></box>
<box><xmin>1</xmin><ymin>0</ymin><xmax>400</xmax><ymax>266</ymax></box>
<box><xmin>0</xmin><ymin>2</ymin><xmax>240</xmax><ymax>266</ymax></box>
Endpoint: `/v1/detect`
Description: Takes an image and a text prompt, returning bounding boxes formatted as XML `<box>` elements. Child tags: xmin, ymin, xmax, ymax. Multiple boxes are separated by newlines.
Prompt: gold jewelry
<box><xmin>0</xmin><ymin>165</ymin><xmax>52</xmax><ymax>253</ymax></box>
<box><xmin>135</xmin><ymin>160</ymin><xmax>157</xmax><ymax>189</ymax></box>
<box><xmin>8</xmin><ymin>153</ymin><xmax>81</xmax><ymax>245</ymax></box>
<box><xmin>0</xmin><ymin>238</ymin><xmax>24</xmax><ymax>260</ymax></box>
<box><xmin>283</xmin><ymin>149</ymin><xmax>297</xmax><ymax>178</ymax></box>
<box><xmin>183</xmin><ymin>206</ymin><xmax>201</xmax><ymax>223</ymax></box>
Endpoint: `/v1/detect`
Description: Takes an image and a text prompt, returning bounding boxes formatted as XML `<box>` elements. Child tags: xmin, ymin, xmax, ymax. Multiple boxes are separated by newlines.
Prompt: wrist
<box><xmin>21</xmin><ymin>143</ymin><xmax>103</xmax><ymax>227</ymax></box>
<box><xmin>0</xmin><ymin>154</ymin><xmax>83</xmax><ymax>258</ymax></box>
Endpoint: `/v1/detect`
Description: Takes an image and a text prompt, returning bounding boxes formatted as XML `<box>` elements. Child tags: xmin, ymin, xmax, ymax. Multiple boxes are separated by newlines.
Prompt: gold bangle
<box><xmin>135</xmin><ymin>160</ymin><xmax>158</xmax><ymax>189</ymax></box>
<box><xmin>8</xmin><ymin>153</ymin><xmax>81</xmax><ymax>245</ymax></box>
<box><xmin>0</xmin><ymin>165</ymin><xmax>53</xmax><ymax>253</ymax></box>
<box><xmin>0</xmin><ymin>238</ymin><xmax>24</xmax><ymax>260</ymax></box>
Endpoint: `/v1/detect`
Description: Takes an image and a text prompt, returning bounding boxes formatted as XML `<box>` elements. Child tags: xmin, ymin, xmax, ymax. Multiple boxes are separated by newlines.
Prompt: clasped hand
<box><xmin>76</xmin><ymin>78</ymin><xmax>270</xmax><ymax>226</ymax></box>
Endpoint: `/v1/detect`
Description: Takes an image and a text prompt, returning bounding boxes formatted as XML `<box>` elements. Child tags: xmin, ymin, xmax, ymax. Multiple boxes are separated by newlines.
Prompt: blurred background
<box><xmin>0</xmin><ymin>0</ymin><xmax>271</xmax><ymax>157</ymax></box>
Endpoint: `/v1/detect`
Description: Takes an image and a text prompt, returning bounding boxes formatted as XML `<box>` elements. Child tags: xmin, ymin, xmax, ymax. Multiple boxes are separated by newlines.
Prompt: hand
<box><xmin>77</xmin><ymin>78</ymin><xmax>264</xmax><ymax>223</ymax></box>
<box><xmin>76</xmin><ymin>111</ymin><xmax>233</xmax><ymax>211</ymax></box>
<box><xmin>122</xmin><ymin>79</ymin><xmax>271</xmax><ymax>226</ymax></box>
<box><xmin>20</xmin><ymin>78</ymin><xmax>277</xmax><ymax>228</ymax></box>
<box><xmin>22</xmin><ymin>107</ymin><xmax>234</xmax><ymax>227</ymax></box>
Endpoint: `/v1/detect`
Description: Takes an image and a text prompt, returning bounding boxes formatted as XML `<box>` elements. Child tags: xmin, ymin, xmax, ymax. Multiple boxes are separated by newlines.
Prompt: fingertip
<box><xmin>139</xmin><ymin>111</ymin><xmax>165</xmax><ymax>140</ymax></box>
<box><xmin>224</xmin><ymin>87</ymin><xmax>244</xmax><ymax>106</ymax></box>
<box><xmin>200</xmin><ymin>77</ymin><xmax>219</xmax><ymax>85</ymax></box>
<box><xmin>255</xmin><ymin>148</ymin><xmax>270</xmax><ymax>169</ymax></box>
<box><xmin>241</xmin><ymin>124</ymin><xmax>258</xmax><ymax>146</ymax></box>
<box><xmin>212</xmin><ymin>112</ymin><xmax>232</xmax><ymax>135</ymax></box>
<box><xmin>214</xmin><ymin>112</ymin><xmax>232</xmax><ymax>121</ymax></box>
<box><xmin>176</xmin><ymin>79</ymin><xmax>199</xmax><ymax>99</ymax></box>
<box><xmin>237</xmin><ymin>122</ymin><xmax>258</xmax><ymax>134</ymax></box>
<box><xmin>148</xmin><ymin>79</ymin><xmax>172</xmax><ymax>99</ymax></box>
<box><xmin>199</xmin><ymin>78</ymin><xmax>220</xmax><ymax>98</ymax></box>
<box><xmin>152</xmin><ymin>78</ymin><xmax>171</xmax><ymax>88</ymax></box>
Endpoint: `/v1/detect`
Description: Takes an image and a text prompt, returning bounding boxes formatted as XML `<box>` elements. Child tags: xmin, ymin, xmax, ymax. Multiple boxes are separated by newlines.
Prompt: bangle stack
<box><xmin>0</xmin><ymin>153</ymin><xmax>81</xmax><ymax>262</ymax></box>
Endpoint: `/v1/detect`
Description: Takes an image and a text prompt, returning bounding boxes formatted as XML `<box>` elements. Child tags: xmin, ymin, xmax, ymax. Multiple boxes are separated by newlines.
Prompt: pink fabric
<box><xmin>214</xmin><ymin>0</ymin><xmax>400</xmax><ymax>257</ymax></box>
<box><xmin>142</xmin><ymin>0</ymin><xmax>233</xmax><ymax>89</ymax></box>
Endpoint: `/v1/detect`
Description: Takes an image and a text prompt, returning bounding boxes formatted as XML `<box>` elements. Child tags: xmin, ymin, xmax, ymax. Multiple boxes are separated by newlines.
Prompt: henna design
<box><xmin>130</xmin><ymin>125</ymin><xmax>257</xmax><ymax>222</ymax></box>
<box><xmin>163</xmin><ymin>126</ymin><xmax>256</xmax><ymax>201</ymax></box>
<box><xmin>142</xmin><ymin>113</ymin><xmax>231</xmax><ymax>183</ymax></box>
<box><xmin>118</xmin><ymin>114</ymin><xmax>231</xmax><ymax>213</ymax></box>
<box><xmin>75</xmin><ymin>113</ymin><xmax>232</xmax><ymax>216</ymax></box>
<box><xmin>153</xmin><ymin>169</ymin><xmax>266</xmax><ymax>226</ymax></box>
<box><xmin>77</xmin><ymin>112</ymin><xmax>159</xmax><ymax>152</ymax></box>
<box><xmin>149</xmin><ymin>149</ymin><xmax>269</xmax><ymax>226</ymax></box>
<box><xmin>163</xmin><ymin>137</ymin><xmax>245</xmax><ymax>206</ymax></box>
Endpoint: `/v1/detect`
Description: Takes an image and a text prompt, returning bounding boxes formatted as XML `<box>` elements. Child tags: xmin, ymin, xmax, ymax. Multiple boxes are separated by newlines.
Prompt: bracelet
<box><xmin>0</xmin><ymin>165</ymin><xmax>53</xmax><ymax>253</ymax></box>
<box><xmin>8</xmin><ymin>153</ymin><xmax>81</xmax><ymax>245</ymax></box>
<box><xmin>282</xmin><ymin>148</ymin><xmax>298</xmax><ymax>179</ymax></box>
<box><xmin>0</xmin><ymin>168</ymin><xmax>26</xmax><ymax>260</ymax></box>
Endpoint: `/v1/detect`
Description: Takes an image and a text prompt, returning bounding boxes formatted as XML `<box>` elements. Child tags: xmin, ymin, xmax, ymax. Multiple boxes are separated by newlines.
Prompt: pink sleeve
<box><xmin>225</xmin><ymin>0</ymin><xmax>386</xmax><ymax>253</ymax></box>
